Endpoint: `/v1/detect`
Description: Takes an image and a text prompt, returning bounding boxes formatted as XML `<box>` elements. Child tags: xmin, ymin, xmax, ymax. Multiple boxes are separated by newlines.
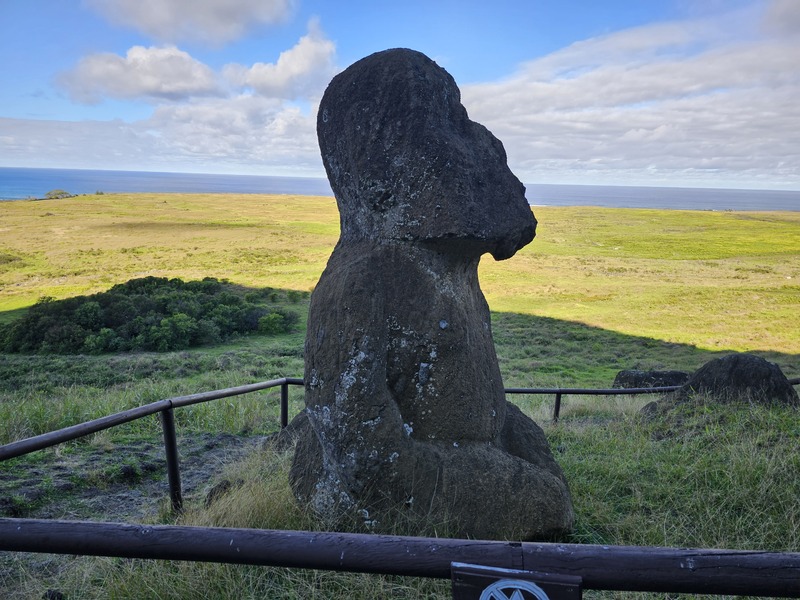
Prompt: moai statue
<box><xmin>289</xmin><ymin>48</ymin><xmax>573</xmax><ymax>540</ymax></box>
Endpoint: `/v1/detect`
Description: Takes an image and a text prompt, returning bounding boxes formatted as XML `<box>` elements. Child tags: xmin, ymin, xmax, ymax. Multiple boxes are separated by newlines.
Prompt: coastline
<box><xmin>1</xmin><ymin>166</ymin><xmax>798</xmax><ymax>211</ymax></box>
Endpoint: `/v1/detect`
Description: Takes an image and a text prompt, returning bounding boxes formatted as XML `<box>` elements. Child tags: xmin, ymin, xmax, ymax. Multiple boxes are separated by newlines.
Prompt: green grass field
<box><xmin>1</xmin><ymin>193</ymin><xmax>799</xmax><ymax>599</ymax></box>
<box><xmin>2</xmin><ymin>194</ymin><xmax>797</xmax><ymax>355</ymax></box>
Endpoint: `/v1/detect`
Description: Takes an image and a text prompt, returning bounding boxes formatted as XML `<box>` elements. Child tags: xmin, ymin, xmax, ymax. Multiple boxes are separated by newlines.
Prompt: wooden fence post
<box><xmin>159</xmin><ymin>407</ymin><xmax>182</xmax><ymax>513</ymax></box>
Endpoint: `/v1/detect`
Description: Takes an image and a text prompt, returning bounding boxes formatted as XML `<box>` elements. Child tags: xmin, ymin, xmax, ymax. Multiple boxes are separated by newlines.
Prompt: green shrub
<box><xmin>74</xmin><ymin>301</ymin><xmax>102</xmax><ymax>329</ymax></box>
<box><xmin>258</xmin><ymin>312</ymin><xmax>287</xmax><ymax>334</ymax></box>
<box><xmin>0</xmin><ymin>277</ymin><xmax>296</xmax><ymax>354</ymax></box>
<box><xmin>82</xmin><ymin>328</ymin><xmax>121</xmax><ymax>354</ymax></box>
<box><xmin>149</xmin><ymin>313</ymin><xmax>198</xmax><ymax>351</ymax></box>
<box><xmin>44</xmin><ymin>189</ymin><xmax>72</xmax><ymax>199</ymax></box>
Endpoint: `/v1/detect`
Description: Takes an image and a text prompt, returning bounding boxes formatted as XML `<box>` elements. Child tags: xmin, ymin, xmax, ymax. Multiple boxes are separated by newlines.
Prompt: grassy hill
<box><xmin>1</xmin><ymin>193</ymin><xmax>799</xmax><ymax>598</ymax></box>
<box><xmin>2</xmin><ymin>193</ymin><xmax>797</xmax><ymax>353</ymax></box>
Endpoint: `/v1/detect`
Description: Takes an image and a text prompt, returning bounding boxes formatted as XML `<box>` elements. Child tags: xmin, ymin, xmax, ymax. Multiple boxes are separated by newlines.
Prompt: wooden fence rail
<box><xmin>1</xmin><ymin>518</ymin><xmax>799</xmax><ymax>597</ymax></box>
<box><xmin>0</xmin><ymin>377</ymin><xmax>303</xmax><ymax>512</ymax></box>
<box><xmin>2</xmin><ymin>377</ymin><xmax>800</xmax><ymax>597</ymax></box>
<box><xmin>2</xmin><ymin>376</ymin><xmax>799</xmax><ymax>513</ymax></box>
<box><xmin>0</xmin><ymin>377</ymin><xmax>304</xmax><ymax>462</ymax></box>
<box><xmin>505</xmin><ymin>385</ymin><xmax>680</xmax><ymax>422</ymax></box>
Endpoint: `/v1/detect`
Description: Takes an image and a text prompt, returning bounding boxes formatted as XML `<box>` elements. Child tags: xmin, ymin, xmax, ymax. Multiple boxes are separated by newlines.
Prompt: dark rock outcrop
<box><xmin>289</xmin><ymin>48</ymin><xmax>573</xmax><ymax>540</ymax></box>
<box><xmin>613</xmin><ymin>369</ymin><xmax>689</xmax><ymax>389</ymax></box>
<box><xmin>673</xmin><ymin>353</ymin><xmax>798</xmax><ymax>405</ymax></box>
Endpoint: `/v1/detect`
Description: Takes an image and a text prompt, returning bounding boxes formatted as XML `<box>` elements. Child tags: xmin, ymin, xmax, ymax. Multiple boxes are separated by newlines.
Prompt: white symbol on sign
<box><xmin>479</xmin><ymin>578</ymin><xmax>551</xmax><ymax>600</ymax></box>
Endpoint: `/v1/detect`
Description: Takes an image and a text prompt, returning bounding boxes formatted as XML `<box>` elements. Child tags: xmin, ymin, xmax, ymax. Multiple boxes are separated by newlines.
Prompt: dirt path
<box><xmin>0</xmin><ymin>432</ymin><xmax>265</xmax><ymax>597</ymax></box>
<box><xmin>1</xmin><ymin>432</ymin><xmax>264</xmax><ymax>521</ymax></box>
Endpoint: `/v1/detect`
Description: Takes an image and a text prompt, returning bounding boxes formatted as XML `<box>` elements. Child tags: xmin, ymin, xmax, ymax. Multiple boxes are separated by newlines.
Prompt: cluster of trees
<box><xmin>43</xmin><ymin>189</ymin><xmax>74</xmax><ymax>199</ymax></box>
<box><xmin>34</xmin><ymin>190</ymin><xmax>104</xmax><ymax>200</ymax></box>
<box><xmin>0</xmin><ymin>277</ymin><xmax>300</xmax><ymax>354</ymax></box>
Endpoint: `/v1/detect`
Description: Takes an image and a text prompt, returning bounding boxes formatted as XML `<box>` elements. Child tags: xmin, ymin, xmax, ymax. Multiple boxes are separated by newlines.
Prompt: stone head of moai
<box><xmin>317</xmin><ymin>48</ymin><xmax>536</xmax><ymax>260</ymax></box>
<box><xmin>288</xmin><ymin>48</ymin><xmax>573</xmax><ymax>540</ymax></box>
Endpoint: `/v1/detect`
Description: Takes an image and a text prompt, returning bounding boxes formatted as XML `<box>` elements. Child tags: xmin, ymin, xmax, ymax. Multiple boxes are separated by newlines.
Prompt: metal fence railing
<box><xmin>2</xmin><ymin>376</ymin><xmax>800</xmax><ymax>598</ymax></box>
<box><xmin>506</xmin><ymin>385</ymin><xmax>680</xmax><ymax>422</ymax></box>
<box><xmin>2</xmin><ymin>376</ymin><xmax>798</xmax><ymax>512</ymax></box>
<box><xmin>0</xmin><ymin>377</ymin><xmax>302</xmax><ymax>512</ymax></box>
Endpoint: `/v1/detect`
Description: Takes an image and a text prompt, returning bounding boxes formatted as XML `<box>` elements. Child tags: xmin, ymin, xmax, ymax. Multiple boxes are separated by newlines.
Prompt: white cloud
<box><xmin>10</xmin><ymin>17</ymin><xmax>338</xmax><ymax>174</ymax></box>
<box><xmin>144</xmin><ymin>95</ymin><xmax>321</xmax><ymax>171</ymax></box>
<box><xmin>58</xmin><ymin>46</ymin><xmax>221</xmax><ymax>104</ymax></box>
<box><xmin>15</xmin><ymin>2</ymin><xmax>798</xmax><ymax>188</ymax></box>
<box><xmin>0</xmin><ymin>96</ymin><xmax>324</xmax><ymax>175</ymax></box>
<box><xmin>83</xmin><ymin>0</ymin><xmax>295</xmax><ymax>44</ymax></box>
<box><xmin>762</xmin><ymin>0</ymin><xmax>800</xmax><ymax>36</ymax></box>
<box><xmin>461</xmin><ymin>3</ymin><xmax>800</xmax><ymax>188</ymax></box>
<box><xmin>0</xmin><ymin>117</ymin><xmax>165</xmax><ymax>169</ymax></box>
<box><xmin>223</xmin><ymin>19</ymin><xmax>337</xmax><ymax>100</ymax></box>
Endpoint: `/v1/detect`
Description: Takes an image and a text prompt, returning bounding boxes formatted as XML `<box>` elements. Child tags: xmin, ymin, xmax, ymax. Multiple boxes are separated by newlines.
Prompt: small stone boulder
<box><xmin>673</xmin><ymin>353</ymin><xmax>798</xmax><ymax>405</ymax></box>
<box><xmin>613</xmin><ymin>369</ymin><xmax>689</xmax><ymax>389</ymax></box>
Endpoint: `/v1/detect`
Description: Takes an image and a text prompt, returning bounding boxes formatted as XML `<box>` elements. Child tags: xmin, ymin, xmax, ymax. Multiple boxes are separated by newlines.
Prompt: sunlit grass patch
<box><xmin>1</xmin><ymin>196</ymin><xmax>799</xmax><ymax>598</ymax></box>
<box><xmin>549</xmin><ymin>400</ymin><xmax>800</xmax><ymax>551</ymax></box>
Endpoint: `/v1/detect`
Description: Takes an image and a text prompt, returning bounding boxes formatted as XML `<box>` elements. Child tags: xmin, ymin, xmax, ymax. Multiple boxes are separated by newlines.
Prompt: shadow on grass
<box><xmin>0</xmin><ymin>307</ymin><xmax>27</xmax><ymax>326</ymax></box>
<box><xmin>491</xmin><ymin>312</ymin><xmax>799</xmax><ymax>388</ymax></box>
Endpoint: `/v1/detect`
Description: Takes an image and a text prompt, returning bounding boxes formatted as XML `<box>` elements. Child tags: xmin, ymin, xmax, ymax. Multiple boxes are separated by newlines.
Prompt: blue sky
<box><xmin>1</xmin><ymin>0</ymin><xmax>798</xmax><ymax>189</ymax></box>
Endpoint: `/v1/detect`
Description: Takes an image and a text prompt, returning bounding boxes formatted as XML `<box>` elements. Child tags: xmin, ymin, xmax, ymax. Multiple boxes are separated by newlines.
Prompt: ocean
<box><xmin>1</xmin><ymin>167</ymin><xmax>798</xmax><ymax>211</ymax></box>
<box><xmin>0</xmin><ymin>167</ymin><xmax>334</xmax><ymax>200</ymax></box>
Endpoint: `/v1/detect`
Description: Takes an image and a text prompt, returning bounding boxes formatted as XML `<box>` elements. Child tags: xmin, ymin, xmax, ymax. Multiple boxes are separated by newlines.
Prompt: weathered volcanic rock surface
<box><xmin>288</xmin><ymin>48</ymin><xmax>573</xmax><ymax>540</ymax></box>
<box><xmin>613</xmin><ymin>370</ymin><xmax>689</xmax><ymax>389</ymax></box>
<box><xmin>674</xmin><ymin>353</ymin><xmax>798</xmax><ymax>405</ymax></box>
